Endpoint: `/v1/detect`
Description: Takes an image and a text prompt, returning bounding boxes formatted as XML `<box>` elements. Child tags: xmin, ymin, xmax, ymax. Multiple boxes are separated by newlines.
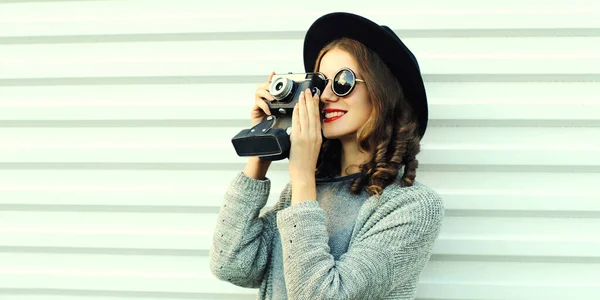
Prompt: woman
<box><xmin>210</xmin><ymin>12</ymin><xmax>445</xmax><ymax>300</ymax></box>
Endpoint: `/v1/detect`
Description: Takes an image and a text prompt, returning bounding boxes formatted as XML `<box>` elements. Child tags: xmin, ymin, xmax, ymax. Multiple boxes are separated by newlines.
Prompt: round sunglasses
<box><xmin>315</xmin><ymin>67</ymin><xmax>365</xmax><ymax>97</ymax></box>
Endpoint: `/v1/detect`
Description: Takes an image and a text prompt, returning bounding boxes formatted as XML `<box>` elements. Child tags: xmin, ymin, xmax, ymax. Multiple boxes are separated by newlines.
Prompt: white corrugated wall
<box><xmin>1</xmin><ymin>0</ymin><xmax>599</xmax><ymax>299</ymax></box>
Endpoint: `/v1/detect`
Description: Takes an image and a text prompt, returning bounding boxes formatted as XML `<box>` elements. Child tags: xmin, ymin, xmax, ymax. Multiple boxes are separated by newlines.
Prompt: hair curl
<box><xmin>314</xmin><ymin>38</ymin><xmax>422</xmax><ymax>198</ymax></box>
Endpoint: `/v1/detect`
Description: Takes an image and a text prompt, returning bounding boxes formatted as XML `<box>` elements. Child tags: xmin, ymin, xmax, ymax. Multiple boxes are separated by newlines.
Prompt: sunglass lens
<box><xmin>333</xmin><ymin>69</ymin><xmax>355</xmax><ymax>96</ymax></box>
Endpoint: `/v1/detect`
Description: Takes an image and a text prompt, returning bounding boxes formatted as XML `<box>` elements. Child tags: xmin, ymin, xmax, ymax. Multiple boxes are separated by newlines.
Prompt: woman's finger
<box><xmin>256</xmin><ymin>82</ymin><xmax>269</xmax><ymax>92</ymax></box>
<box><xmin>256</xmin><ymin>72</ymin><xmax>276</xmax><ymax>98</ymax></box>
<box><xmin>256</xmin><ymin>72</ymin><xmax>275</xmax><ymax>89</ymax></box>
<box><xmin>255</xmin><ymin>89</ymin><xmax>275</xmax><ymax>101</ymax></box>
<box><xmin>312</xmin><ymin>89</ymin><xmax>322</xmax><ymax>137</ymax></box>
<box><xmin>298</xmin><ymin>90</ymin><xmax>308</xmax><ymax>135</ymax></box>
<box><xmin>255</xmin><ymin>98</ymin><xmax>271</xmax><ymax>116</ymax></box>
<box><xmin>291</xmin><ymin>102</ymin><xmax>300</xmax><ymax>139</ymax></box>
<box><xmin>304</xmin><ymin>88</ymin><xmax>318</xmax><ymax>138</ymax></box>
<box><xmin>264</xmin><ymin>71</ymin><xmax>276</xmax><ymax>91</ymax></box>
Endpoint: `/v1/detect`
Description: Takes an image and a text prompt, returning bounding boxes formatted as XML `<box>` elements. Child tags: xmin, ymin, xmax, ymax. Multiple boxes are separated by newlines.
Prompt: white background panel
<box><xmin>1</xmin><ymin>82</ymin><xmax>600</xmax><ymax>121</ymax></box>
<box><xmin>1</xmin><ymin>211</ymin><xmax>599</xmax><ymax>258</ymax></box>
<box><xmin>0</xmin><ymin>170</ymin><xmax>289</xmax><ymax>209</ymax></box>
<box><xmin>3</xmin><ymin>296</ymin><xmax>251</xmax><ymax>300</ymax></box>
<box><xmin>0</xmin><ymin>253</ymin><xmax>254</xmax><ymax>294</ymax></box>
<box><xmin>1</xmin><ymin>254</ymin><xmax>599</xmax><ymax>299</ymax></box>
<box><xmin>1</xmin><ymin>0</ymin><xmax>599</xmax><ymax>299</ymax></box>
<box><xmin>2</xmin><ymin>38</ymin><xmax>600</xmax><ymax>78</ymax></box>
<box><xmin>2</xmin><ymin>296</ymin><xmax>255</xmax><ymax>300</ymax></box>
<box><xmin>421</xmin><ymin>261</ymin><xmax>600</xmax><ymax>286</ymax></box>
<box><xmin>0</xmin><ymin>211</ymin><xmax>214</xmax><ymax>250</ymax></box>
<box><xmin>1</xmin><ymin>170</ymin><xmax>599</xmax><ymax>212</ymax></box>
<box><xmin>419</xmin><ymin>261</ymin><xmax>600</xmax><ymax>300</ymax></box>
<box><xmin>0</xmin><ymin>127</ymin><xmax>598</xmax><ymax>166</ymax></box>
<box><xmin>1</xmin><ymin>0</ymin><xmax>599</xmax><ymax>37</ymax></box>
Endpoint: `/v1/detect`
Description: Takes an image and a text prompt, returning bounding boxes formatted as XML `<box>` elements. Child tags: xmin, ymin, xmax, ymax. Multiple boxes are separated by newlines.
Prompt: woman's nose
<box><xmin>320</xmin><ymin>80</ymin><xmax>339</xmax><ymax>103</ymax></box>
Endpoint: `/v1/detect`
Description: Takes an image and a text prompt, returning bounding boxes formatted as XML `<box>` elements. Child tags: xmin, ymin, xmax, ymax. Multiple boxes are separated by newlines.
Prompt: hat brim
<box><xmin>303</xmin><ymin>12</ymin><xmax>428</xmax><ymax>137</ymax></box>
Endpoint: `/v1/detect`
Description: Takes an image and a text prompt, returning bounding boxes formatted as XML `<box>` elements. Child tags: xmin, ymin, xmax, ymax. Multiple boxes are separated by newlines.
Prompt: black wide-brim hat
<box><xmin>303</xmin><ymin>12</ymin><xmax>428</xmax><ymax>137</ymax></box>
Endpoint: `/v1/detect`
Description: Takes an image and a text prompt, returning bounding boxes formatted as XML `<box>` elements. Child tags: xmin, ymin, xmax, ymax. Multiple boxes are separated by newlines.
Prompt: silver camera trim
<box><xmin>269</xmin><ymin>77</ymin><xmax>294</xmax><ymax>101</ymax></box>
<box><xmin>269</xmin><ymin>73</ymin><xmax>323</xmax><ymax>101</ymax></box>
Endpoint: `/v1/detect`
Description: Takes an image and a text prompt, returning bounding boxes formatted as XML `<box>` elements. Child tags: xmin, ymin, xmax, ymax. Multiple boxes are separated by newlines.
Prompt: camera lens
<box><xmin>269</xmin><ymin>77</ymin><xmax>293</xmax><ymax>101</ymax></box>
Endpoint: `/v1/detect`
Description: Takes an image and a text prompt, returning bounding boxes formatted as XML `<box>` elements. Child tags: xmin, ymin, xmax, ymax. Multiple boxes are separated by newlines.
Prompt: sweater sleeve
<box><xmin>209</xmin><ymin>172</ymin><xmax>280</xmax><ymax>288</ymax></box>
<box><xmin>275</xmin><ymin>184</ymin><xmax>445</xmax><ymax>299</ymax></box>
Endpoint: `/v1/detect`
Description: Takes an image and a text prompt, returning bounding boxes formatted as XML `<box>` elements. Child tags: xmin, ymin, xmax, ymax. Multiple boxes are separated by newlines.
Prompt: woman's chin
<box><xmin>322</xmin><ymin>130</ymin><xmax>349</xmax><ymax>140</ymax></box>
<box><xmin>322</xmin><ymin>121</ymin><xmax>359</xmax><ymax>140</ymax></box>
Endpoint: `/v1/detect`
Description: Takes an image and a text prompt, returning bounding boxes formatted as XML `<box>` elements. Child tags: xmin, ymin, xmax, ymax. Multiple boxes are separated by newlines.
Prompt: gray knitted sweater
<box><xmin>210</xmin><ymin>172</ymin><xmax>445</xmax><ymax>299</ymax></box>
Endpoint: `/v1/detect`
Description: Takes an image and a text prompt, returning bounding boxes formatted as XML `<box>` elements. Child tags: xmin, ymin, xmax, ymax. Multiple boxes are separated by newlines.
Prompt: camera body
<box><xmin>231</xmin><ymin>72</ymin><xmax>326</xmax><ymax>161</ymax></box>
<box><xmin>267</xmin><ymin>72</ymin><xmax>326</xmax><ymax>118</ymax></box>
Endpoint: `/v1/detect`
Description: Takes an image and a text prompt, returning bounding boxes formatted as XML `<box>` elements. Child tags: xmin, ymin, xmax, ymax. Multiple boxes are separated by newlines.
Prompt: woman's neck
<box><xmin>339</xmin><ymin>136</ymin><xmax>371</xmax><ymax>176</ymax></box>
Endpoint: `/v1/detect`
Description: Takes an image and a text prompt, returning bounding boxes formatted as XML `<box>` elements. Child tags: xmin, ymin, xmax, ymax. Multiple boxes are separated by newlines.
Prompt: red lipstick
<box><xmin>322</xmin><ymin>108</ymin><xmax>347</xmax><ymax>123</ymax></box>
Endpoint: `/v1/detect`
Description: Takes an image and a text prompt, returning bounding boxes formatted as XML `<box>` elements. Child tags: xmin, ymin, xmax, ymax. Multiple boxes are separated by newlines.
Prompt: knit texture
<box><xmin>210</xmin><ymin>172</ymin><xmax>445</xmax><ymax>299</ymax></box>
<box><xmin>271</xmin><ymin>176</ymin><xmax>369</xmax><ymax>299</ymax></box>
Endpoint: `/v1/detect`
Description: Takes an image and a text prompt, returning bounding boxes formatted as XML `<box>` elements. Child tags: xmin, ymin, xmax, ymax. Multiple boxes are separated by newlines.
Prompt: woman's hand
<box><xmin>251</xmin><ymin>72</ymin><xmax>276</xmax><ymax>126</ymax></box>
<box><xmin>289</xmin><ymin>88</ymin><xmax>322</xmax><ymax>201</ymax></box>
<box><xmin>243</xmin><ymin>72</ymin><xmax>276</xmax><ymax>180</ymax></box>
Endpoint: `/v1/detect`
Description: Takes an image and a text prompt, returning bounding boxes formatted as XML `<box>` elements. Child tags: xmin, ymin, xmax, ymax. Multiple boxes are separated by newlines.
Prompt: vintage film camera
<box><xmin>231</xmin><ymin>72</ymin><xmax>326</xmax><ymax>161</ymax></box>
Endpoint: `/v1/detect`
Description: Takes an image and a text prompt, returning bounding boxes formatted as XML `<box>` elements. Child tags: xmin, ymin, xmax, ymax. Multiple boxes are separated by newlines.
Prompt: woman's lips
<box><xmin>324</xmin><ymin>114</ymin><xmax>344</xmax><ymax>123</ymax></box>
<box><xmin>322</xmin><ymin>109</ymin><xmax>347</xmax><ymax>123</ymax></box>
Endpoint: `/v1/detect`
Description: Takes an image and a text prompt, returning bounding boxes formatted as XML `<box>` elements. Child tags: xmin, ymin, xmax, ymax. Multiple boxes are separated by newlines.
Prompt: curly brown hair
<box><xmin>314</xmin><ymin>38</ymin><xmax>422</xmax><ymax>197</ymax></box>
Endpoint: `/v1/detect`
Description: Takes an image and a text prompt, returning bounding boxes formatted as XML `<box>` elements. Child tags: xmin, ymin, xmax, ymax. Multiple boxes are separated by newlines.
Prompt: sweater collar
<box><xmin>315</xmin><ymin>171</ymin><xmax>367</xmax><ymax>184</ymax></box>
